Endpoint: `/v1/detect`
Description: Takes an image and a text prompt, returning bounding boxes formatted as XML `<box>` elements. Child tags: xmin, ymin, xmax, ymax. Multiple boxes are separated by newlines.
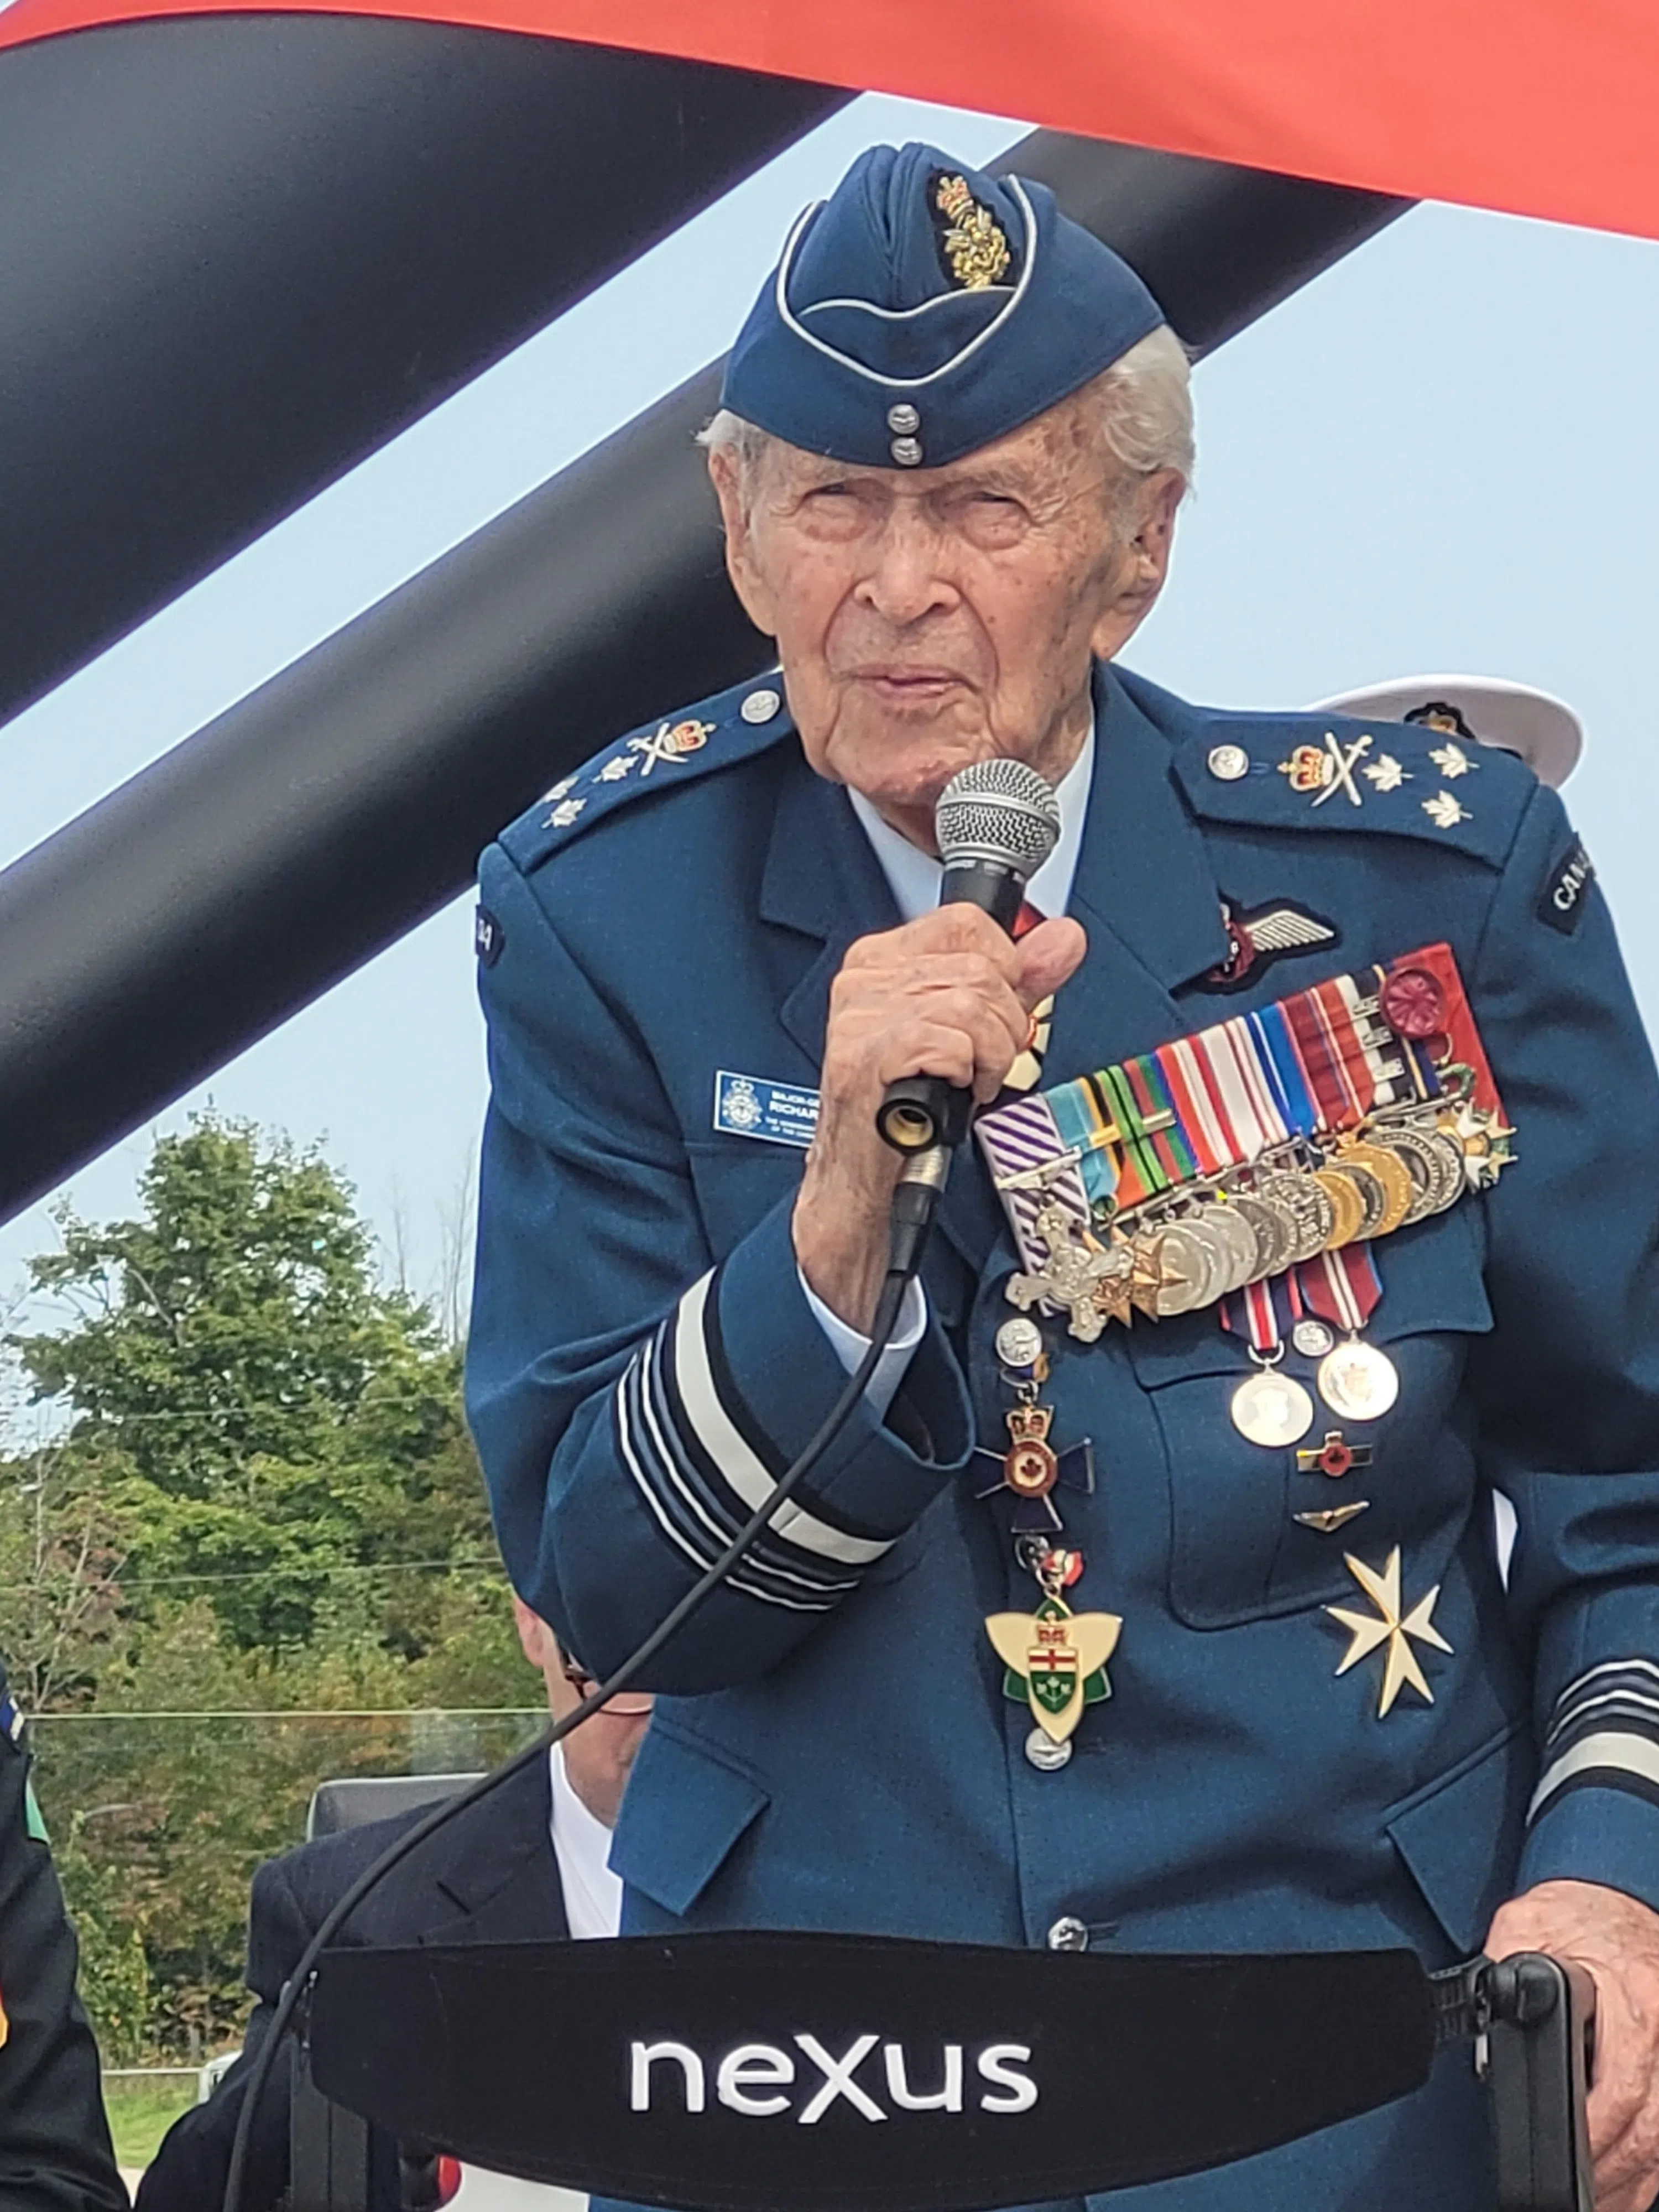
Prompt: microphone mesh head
<box><xmin>934</xmin><ymin>758</ymin><xmax>1062</xmax><ymax>875</ymax></box>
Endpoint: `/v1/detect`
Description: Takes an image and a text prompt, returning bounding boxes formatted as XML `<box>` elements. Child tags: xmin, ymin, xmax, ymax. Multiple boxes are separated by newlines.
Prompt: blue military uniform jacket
<box><xmin>466</xmin><ymin>662</ymin><xmax>1659</xmax><ymax>2210</ymax></box>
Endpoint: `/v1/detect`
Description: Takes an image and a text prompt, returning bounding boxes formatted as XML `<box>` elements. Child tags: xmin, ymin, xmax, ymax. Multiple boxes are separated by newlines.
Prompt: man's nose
<box><xmin>855</xmin><ymin>506</ymin><xmax>958</xmax><ymax>625</ymax></box>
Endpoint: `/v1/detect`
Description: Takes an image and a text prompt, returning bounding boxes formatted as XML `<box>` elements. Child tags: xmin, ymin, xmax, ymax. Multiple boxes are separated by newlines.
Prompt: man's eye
<box><xmin>806</xmin><ymin>482</ymin><xmax>854</xmax><ymax>500</ymax></box>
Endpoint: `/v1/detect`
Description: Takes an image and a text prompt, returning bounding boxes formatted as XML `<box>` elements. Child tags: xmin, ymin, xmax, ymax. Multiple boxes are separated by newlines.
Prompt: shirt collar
<box><xmin>846</xmin><ymin>724</ymin><xmax>1094</xmax><ymax>926</ymax></box>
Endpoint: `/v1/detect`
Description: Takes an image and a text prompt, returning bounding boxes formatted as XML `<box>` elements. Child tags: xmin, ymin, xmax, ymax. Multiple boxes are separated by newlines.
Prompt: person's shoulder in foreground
<box><xmin>0</xmin><ymin>1661</ymin><xmax>127</xmax><ymax>2210</ymax></box>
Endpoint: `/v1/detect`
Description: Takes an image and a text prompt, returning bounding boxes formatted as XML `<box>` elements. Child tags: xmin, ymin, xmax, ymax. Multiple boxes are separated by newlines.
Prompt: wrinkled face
<box><xmin>709</xmin><ymin>393</ymin><xmax>1182</xmax><ymax>846</ymax></box>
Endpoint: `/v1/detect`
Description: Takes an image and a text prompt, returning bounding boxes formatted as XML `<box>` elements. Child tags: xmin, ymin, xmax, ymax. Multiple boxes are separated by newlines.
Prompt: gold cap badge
<box><xmin>934</xmin><ymin>174</ymin><xmax>1011</xmax><ymax>290</ymax></box>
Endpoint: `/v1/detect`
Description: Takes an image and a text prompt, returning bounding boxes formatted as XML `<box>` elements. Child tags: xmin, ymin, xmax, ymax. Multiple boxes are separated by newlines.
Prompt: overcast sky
<box><xmin>3</xmin><ymin>88</ymin><xmax>1657</xmax><ymax>1336</ymax></box>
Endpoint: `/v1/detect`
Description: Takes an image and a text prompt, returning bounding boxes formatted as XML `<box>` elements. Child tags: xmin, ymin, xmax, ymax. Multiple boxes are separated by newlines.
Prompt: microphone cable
<box><xmin>221</xmin><ymin>1151</ymin><xmax>946</xmax><ymax>2212</ymax></box>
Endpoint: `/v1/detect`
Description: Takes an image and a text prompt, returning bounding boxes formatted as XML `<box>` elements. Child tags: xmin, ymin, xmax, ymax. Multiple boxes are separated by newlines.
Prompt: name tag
<box><xmin>713</xmin><ymin>1070</ymin><xmax>820</xmax><ymax>1149</ymax></box>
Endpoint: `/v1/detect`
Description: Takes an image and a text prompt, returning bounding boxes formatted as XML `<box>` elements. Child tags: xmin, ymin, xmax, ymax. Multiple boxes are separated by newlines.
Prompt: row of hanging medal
<box><xmin>968</xmin><ymin>941</ymin><xmax>1515</xmax><ymax>1766</ymax></box>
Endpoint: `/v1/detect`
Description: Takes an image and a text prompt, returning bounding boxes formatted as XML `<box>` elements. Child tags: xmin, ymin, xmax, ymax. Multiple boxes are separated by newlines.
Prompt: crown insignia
<box><xmin>1006</xmin><ymin>1403</ymin><xmax>1054</xmax><ymax>1446</ymax></box>
<box><xmin>933</xmin><ymin>174</ymin><xmax>1012</xmax><ymax>290</ymax></box>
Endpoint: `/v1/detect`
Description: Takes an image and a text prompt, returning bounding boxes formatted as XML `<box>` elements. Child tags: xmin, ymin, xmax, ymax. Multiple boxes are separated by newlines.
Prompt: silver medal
<box><xmin>1228</xmin><ymin>1192</ymin><xmax>1293</xmax><ymax>1282</ymax></box>
<box><xmin>1025</xmin><ymin>1726</ymin><xmax>1073</xmax><ymax>1772</ymax></box>
<box><xmin>1256</xmin><ymin>1170</ymin><xmax>1336</xmax><ymax>1264</ymax></box>
<box><xmin>1198</xmin><ymin>1203</ymin><xmax>1259</xmax><ymax>1296</ymax></box>
<box><xmin>1291</xmin><ymin>1317</ymin><xmax>1336</xmax><ymax>1359</ymax></box>
<box><xmin>1150</xmin><ymin>1220</ymin><xmax>1226</xmax><ymax>1316</ymax></box>
<box><xmin>1316</xmin><ymin>1338</ymin><xmax>1400</xmax><ymax>1422</ymax></box>
<box><xmin>1230</xmin><ymin>1367</ymin><xmax>1316</xmax><ymax>1448</ymax></box>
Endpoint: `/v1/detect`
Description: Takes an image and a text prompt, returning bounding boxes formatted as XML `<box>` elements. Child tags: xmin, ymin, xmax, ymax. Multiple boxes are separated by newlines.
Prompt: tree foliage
<box><xmin>0</xmin><ymin>1117</ymin><xmax>536</xmax><ymax>2060</ymax></box>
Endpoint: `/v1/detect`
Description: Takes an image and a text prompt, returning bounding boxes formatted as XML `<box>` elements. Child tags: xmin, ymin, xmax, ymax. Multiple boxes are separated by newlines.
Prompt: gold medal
<box><xmin>1311</xmin><ymin>1166</ymin><xmax>1366</xmax><ymax>1249</ymax></box>
<box><xmin>1316</xmin><ymin>1338</ymin><xmax>1400</xmax><ymax>1422</ymax></box>
<box><xmin>1335</xmin><ymin>1140</ymin><xmax>1415</xmax><ymax>1237</ymax></box>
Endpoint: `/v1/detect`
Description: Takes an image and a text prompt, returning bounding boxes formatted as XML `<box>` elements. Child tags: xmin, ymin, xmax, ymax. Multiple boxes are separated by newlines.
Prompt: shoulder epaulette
<box><xmin>1171</xmin><ymin>709</ymin><xmax>1536</xmax><ymax>869</ymax></box>
<box><xmin>498</xmin><ymin>674</ymin><xmax>796</xmax><ymax>874</ymax></box>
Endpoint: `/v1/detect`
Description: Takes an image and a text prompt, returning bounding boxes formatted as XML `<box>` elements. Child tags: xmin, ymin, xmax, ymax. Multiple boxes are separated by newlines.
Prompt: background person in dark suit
<box><xmin>135</xmin><ymin>1601</ymin><xmax>650</xmax><ymax>2212</ymax></box>
<box><xmin>0</xmin><ymin>1659</ymin><xmax>127</xmax><ymax>2212</ymax></box>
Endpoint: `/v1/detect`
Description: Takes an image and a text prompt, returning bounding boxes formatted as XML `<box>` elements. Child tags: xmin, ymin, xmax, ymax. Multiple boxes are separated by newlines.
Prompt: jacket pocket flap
<box><xmin>609</xmin><ymin>1720</ymin><xmax>770</xmax><ymax>1918</ymax></box>
<box><xmin>1386</xmin><ymin>1721</ymin><xmax>1530</xmax><ymax>1955</ymax></box>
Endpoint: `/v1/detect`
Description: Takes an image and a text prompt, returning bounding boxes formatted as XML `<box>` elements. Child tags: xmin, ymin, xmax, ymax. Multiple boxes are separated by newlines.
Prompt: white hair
<box><xmin>698</xmin><ymin>324</ymin><xmax>1194</xmax><ymax>504</ymax></box>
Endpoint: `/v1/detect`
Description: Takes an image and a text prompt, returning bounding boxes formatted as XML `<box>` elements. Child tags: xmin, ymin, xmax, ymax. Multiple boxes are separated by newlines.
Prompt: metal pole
<box><xmin>0</xmin><ymin>15</ymin><xmax>844</xmax><ymax>726</ymax></box>
<box><xmin>0</xmin><ymin>134</ymin><xmax>1408</xmax><ymax>1223</ymax></box>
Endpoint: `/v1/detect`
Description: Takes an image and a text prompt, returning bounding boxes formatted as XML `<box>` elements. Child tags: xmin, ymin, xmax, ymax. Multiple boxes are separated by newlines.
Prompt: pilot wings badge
<box><xmin>1201</xmin><ymin>896</ymin><xmax>1338</xmax><ymax>994</ymax></box>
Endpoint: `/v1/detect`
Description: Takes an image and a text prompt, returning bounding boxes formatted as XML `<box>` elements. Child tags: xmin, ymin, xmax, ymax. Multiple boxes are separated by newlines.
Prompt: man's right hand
<box><xmin>792</xmin><ymin>902</ymin><xmax>1086</xmax><ymax>1334</ymax></box>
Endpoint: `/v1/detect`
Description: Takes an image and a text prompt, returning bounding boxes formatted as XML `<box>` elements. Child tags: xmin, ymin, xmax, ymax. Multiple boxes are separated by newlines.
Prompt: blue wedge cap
<box><xmin>721</xmin><ymin>141</ymin><xmax>1166</xmax><ymax>469</ymax></box>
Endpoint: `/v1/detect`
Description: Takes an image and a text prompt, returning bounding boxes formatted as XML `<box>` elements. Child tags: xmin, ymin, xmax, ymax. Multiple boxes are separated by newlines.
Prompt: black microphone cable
<box><xmin>220</xmin><ymin>1147</ymin><xmax>948</xmax><ymax>2212</ymax></box>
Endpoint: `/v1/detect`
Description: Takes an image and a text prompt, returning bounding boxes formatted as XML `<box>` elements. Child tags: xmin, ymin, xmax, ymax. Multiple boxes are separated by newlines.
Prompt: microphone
<box><xmin>876</xmin><ymin>757</ymin><xmax>1062</xmax><ymax>1154</ymax></box>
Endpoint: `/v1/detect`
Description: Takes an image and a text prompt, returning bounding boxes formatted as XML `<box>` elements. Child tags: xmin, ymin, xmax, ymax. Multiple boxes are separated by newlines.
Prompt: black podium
<box><xmin>297</xmin><ymin>1932</ymin><xmax>1592</xmax><ymax>2212</ymax></box>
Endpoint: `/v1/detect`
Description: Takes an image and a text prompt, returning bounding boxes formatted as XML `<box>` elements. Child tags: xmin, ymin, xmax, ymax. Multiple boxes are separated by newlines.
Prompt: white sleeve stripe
<box><xmin>634</xmin><ymin>1334</ymin><xmax>735</xmax><ymax>1554</ymax></box>
<box><xmin>614</xmin><ymin>1364</ymin><xmax>830</xmax><ymax>1613</ymax></box>
<box><xmin>671</xmin><ymin>1271</ymin><xmax>891</xmax><ymax>1568</ymax></box>
<box><xmin>639</xmin><ymin>1337</ymin><xmax>856</xmax><ymax>1595</ymax></box>
<box><xmin>1547</xmin><ymin>1686</ymin><xmax>1659</xmax><ymax>1744</ymax></box>
<box><xmin>1556</xmin><ymin>1657</ymin><xmax>1659</xmax><ymax>1700</ymax></box>
<box><xmin>1528</xmin><ymin>1730</ymin><xmax>1659</xmax><ymax>1822</ymax></box>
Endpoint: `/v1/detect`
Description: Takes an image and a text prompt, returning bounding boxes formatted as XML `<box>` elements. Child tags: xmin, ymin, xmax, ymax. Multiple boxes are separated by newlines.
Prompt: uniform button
<box><xmin>740</xmin><ymin>687</ymin><xmax>781</xmax><ymax>724</ymax></box>
<box><xmin>890</xmin><ymin>435</ymin><xmax>924</xmax><ymax>467</ymax></box>
<box><xmin>1207</xmin><ymin>743</ymin><xmax>1250</xmax><ymax>782</ymax></box>
<box><xmin>887</xmin><ymin>402</ymin><xmax>921</xmax><ymax>435</ymax></box>
<box><xmin>1047</xmin><ymin>1916</ymin><xmax>1089</xmax><ymax>1952</ymax></box>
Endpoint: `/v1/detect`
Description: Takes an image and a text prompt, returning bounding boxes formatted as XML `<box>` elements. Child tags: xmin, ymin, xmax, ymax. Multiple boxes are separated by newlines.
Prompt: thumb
<box><xmin>1017</xmin><ymin>916</ymin><xmax>1087</xmax><ymax>1003</ymax></box>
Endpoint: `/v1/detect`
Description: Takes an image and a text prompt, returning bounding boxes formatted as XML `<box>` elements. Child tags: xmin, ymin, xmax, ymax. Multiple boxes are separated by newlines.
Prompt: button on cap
<box><xmin>1047</xmin><ymin>1916</ymin><xmax>1089</xmax><ymax>1952</ymax></box>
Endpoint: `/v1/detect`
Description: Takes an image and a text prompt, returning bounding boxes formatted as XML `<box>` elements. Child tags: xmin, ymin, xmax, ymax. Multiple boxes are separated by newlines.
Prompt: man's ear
<box><xmin>707</xmin><ymin>446</ymin><xmax>779</xmax><ymax>638</ymax></box>
<box><xmin>512</xmin><ymin>1594</ymin><xmax>554</xmax><ymax>1674</ymax></box>
<box><xmin>1090</xmin><ymin>468</ymin><xmax>1183</xmax><ymax>654</ymax></box>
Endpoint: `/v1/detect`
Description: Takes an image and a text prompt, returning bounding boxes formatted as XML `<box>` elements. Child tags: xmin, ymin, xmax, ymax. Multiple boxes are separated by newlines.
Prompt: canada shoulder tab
<box><xmin>498</xmin><ymin>676</ymin><xmax>795</xmax><ymax>874</ymax></box>
<box><xmin>1172</xmin><ymin>709</ymin><xmax>1535</xmax><ymax>869</ymax></box>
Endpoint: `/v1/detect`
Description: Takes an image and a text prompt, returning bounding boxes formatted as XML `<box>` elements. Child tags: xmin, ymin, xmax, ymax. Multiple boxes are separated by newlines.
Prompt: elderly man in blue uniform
<box><xmin>466</xmin><ymin>144</ymin><xmax>1659</xmax><ymax>2212</ymax></box>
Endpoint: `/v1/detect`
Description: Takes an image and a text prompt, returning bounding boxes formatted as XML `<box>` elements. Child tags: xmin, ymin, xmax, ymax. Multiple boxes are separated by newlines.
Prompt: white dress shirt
<box><xmin>801</xmin><ymin>731</ymin><xmax>1095</xmax><ymax>1402</ymax></box>
<box><xmin>546</xmin><ymin>1743</ymin><xmax>623</xmax><ymax>1942</ymax></box>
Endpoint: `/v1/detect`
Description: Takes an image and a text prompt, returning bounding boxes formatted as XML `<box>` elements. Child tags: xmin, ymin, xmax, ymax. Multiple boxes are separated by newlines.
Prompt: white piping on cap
<box><xmin>769</xmin><ymin>178</ymin><xmax>1040</xmax><ymax>393</ymax></box>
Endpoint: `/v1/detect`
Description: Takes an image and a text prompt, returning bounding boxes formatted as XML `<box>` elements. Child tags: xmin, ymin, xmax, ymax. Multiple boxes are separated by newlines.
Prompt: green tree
<box><xmin>9</xmin><ymin>1117</ymin><xmax>501</xmax><ymax>1651</ymax></box>
<box><xmin>1</xmin><ymin>1115</ymin><xmax>538</xmax><ymax>2057</ymax></box>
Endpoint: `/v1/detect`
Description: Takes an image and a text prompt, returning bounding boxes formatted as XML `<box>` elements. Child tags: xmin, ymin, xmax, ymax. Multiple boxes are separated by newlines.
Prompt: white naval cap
<box><xmin>1305</xmin><ymin>674</ymin><xmax>1583</xmax><ymax>789</ymax></box>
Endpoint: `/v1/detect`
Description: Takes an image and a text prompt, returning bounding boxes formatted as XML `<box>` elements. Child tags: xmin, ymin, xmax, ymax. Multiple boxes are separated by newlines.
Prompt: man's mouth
<box><xmin>852</xmin><ymin>667</ymin><xmax>967</xmax><ymax>703</ymax></box>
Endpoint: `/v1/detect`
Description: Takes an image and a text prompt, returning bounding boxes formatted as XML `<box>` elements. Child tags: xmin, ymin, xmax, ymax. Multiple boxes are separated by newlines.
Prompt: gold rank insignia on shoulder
<box><xmin>933</xmin><ymin>174</ymin><xmax>1011</xmax><ymax>289</ymax></box>
<box><xmin>629</xmin><ymin>718</ymin><xmax>714</xmax><ymax>776</ymax></box>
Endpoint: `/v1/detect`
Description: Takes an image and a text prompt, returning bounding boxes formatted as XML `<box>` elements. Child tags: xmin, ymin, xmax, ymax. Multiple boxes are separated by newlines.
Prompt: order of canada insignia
<box><xmin>934</xmin><ymin>174</ymin><xmax>1011</xmax><ymax>289</ymax></box>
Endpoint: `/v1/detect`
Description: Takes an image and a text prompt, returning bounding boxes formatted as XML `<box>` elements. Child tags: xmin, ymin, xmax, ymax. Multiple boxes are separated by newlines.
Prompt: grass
<box><xmin>102</xmin><ymin>2073</ymin><xmax>200</xmax><ymax>2172</ymax></box>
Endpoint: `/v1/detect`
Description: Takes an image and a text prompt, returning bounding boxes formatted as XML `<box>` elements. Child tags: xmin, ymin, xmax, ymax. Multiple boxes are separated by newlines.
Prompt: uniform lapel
<box><xmin>760</xmin><ymin>751</ymin><xmax>900</xmax><ymax>1067</ymax></box>
<box><xmin>1045</xmin><ymin>665</ymin><xmax>1232</xmax><ymax>1083</ymax></box>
